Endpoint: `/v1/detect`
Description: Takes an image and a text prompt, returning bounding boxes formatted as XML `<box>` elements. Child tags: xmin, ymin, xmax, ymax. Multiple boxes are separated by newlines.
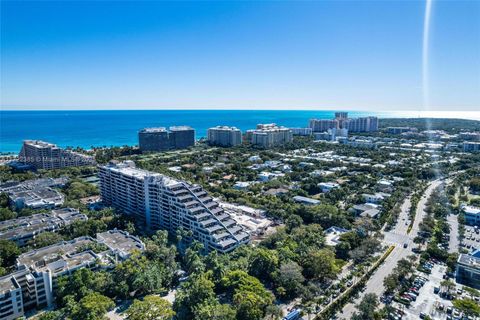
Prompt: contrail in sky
<box><xmin>422</xmin><ymin>0</ymin><xmax>433</xmax><ymax>110</ymax></box>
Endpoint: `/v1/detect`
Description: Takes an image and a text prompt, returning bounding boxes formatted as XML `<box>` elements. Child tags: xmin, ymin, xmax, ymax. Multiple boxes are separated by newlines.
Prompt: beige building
<box><xmin>207</xmin><ymin>126</ymin><xmax>242</xmax><ymax>147</ymax></box>
<box><xmin>246</xmin><ymin>124</ymin><xmax>293</xmax><ymax>148</ymax></box>
<box><xmin>19</xmin><ymin>140</ymin><xmax>95</xmax><ymax>170</ymax></box>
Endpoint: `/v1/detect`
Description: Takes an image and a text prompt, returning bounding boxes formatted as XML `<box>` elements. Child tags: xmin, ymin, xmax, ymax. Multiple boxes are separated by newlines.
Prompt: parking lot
<box><xmin>390</xmin><ymin>262</ymin><xmax>479</xmax><ymax>320</ymax></box>
<box><xmin>461</xmin><ymin>226</ymin><xmax>480</xmax><ymax>252</ymax></box>
<box><xmin>399</xmin><ymin>264</ymin><xmax>453</xmax><ymax>320</ymax></box>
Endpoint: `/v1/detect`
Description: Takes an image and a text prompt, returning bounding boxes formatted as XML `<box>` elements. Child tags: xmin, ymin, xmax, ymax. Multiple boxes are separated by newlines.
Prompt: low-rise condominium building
<box><xmin>0</xmin><ymin>178</ymin><xmax>67</xmax><ymax>210</ymax></box>
<box><xmin>0</xmin><ymin>229</ymin><xmax>144</xmax><ymax>320</ymax></box>
<box><xmin>0</xmin><ymin>208</ymin><xmax>87</xmax><ymax>246</ymax></box>
<box><xmin>456</xmin><ymin>252</ymin><xmax>480</xmax><ymax>290</ymax></box>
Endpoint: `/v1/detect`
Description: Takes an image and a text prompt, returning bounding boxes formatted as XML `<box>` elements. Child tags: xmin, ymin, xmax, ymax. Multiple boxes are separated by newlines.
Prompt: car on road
<box><xmin>403</xmin><ymin>243</ymin><xmax>408</xmax><ymax>248</ymax></box>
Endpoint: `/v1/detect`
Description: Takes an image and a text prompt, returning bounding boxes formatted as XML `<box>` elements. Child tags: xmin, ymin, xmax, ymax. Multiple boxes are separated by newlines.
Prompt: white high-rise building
<box><xmin>246</xmin><ymin>124</ymin><xmax>293</xmax><ymax>148</ymax></box>
<box><xmin>207</xmin><ymin>126</ymin><xmax>242</xmax><ymax>147</ymax></box>
<box><xmin>309</xmin><ymin>113</ymin><xmax>378</xmax><ymax>133</ymax></box>
<box><xmin>290</xmin><ymin>128</ymin><xmax>313</xmax><ymax>136</ymax></box>
<box><xmin>99</xmin><ymin>161</ymin><xmax>249</xmax><ymax>253</ymax></box>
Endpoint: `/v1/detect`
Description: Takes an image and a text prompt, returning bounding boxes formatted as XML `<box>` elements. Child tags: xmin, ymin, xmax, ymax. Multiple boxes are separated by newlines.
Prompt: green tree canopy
<box><xmin>453</xmin><ymin>298</ymin><xmax>480</xmax><ymax>317</ymax></box>
<box><xmin>69</xmin><ymin>292</ymin><xmax>114</xmax><ymax>320</ymax></box>
<box><xmin>126</xmin><ymin>295</ymin><xmax>175</xmax><ymax>320</ymax></box>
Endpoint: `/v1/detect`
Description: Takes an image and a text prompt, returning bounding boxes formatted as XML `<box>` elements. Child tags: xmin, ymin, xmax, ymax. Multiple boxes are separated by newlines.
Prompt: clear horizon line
<box><xmin>1</xmin><ymin>106</ymin><xmax>480</xmax><ymax>112</ymax></box>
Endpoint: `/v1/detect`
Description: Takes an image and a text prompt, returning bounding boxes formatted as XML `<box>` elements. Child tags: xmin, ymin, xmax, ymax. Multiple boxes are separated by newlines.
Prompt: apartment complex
<box><xmin>0</xmin><ymin>230</ymin><xmax>143</xmax><ymax>319</ymax></box>
<box><xmin>138</xmin><ymin>126</ymin><xmax>195</xmax><ymax>152</ymax></box>
<box><xmin>456</xmin><ymin>253</ymin><xmax>480</xmax><ymax>290</ymax></box>
<box><xmin>99</xmin><ymin>161</ymin><xmax>249</xmax><ymax>253</ymax></box>
<box><xmin>459</xmin><ymin>132</ymin><xmax>480</xmax><ymax>141</ymax></box>
<box><xmin>0</xmin><ymin>178</ymin><xmax>67</xmax><ymax>209</ymax></box>
<box><xmin>309</xmin><ymin>119</ymin><xmax>338</xmax><ymax>132</ymax></box>
<box><xmin>0</xmin><ymin>272</ymin><xmax>24</xmax><ymax>320</ymax></box>
<box><xmin>387</xmin><ymin>127</ymin><xmax>418</xmax><ymax>134</ymax></box>
<box><xmin>290</xmin><ymin>127</ymin><xmax>313</xmax><ymax>136</ymax></box>
<box><xmin>461</xmin><ymin>205</ymin><xmax>480</xmax><ymax>226</ymax></box>
<box><xmin>246</xmin><ymin>124</ymin><xmax>293</xmax><ymax>148</ymax></box>
<box><xmin>18</xmin><ymin>140</ymin><xmax>95</xmax><ymax>170</ymax></box>
<box><xmin>0</xmin><ymin>208</ymin><xmax>87</xmax><ymax>246</ymax></box>
<box><xmin>314</xmin><ymin>128</ymin><xmax>348</xmax><ymax>142</ymax></box>
<box><xmin>309</xmin><ymin>112</ymin><xmax>379</xmax><ymax>133</ymax></box>
<box><xmin>207</xmin><ymin>126</ymin><xmax>242</xmax><ymax>147</ymax></box>
<box><xmin>463</xmin><ymin>142</ymin><xmax>480</xmax><ymax>152</ymax></box>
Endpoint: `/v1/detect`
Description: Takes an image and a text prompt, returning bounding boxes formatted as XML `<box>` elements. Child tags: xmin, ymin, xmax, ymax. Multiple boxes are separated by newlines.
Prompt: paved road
<box><xmin>338</xmin><ymin>180</ymin><xmax>443</xmax><ymax>319</ymax></box>
<box><xmin>447</xmin><ymin>214</ymin><xmax>460</xmax><ymax>253</ymax></box>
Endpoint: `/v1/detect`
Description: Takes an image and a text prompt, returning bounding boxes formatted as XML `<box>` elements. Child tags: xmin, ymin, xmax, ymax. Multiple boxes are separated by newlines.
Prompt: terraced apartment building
<box><xmin>99</xmin><ymin>161</ymin><xmax>250</xmax><ymax>253</ymax></box>
<box><xmin>18</xmin><ymin>140</ymin><xmax>95</xmax><ymax>170</ymax></box>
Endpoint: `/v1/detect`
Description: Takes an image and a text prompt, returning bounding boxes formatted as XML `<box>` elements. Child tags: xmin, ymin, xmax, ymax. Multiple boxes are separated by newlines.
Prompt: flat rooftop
<box><xmin>0</xmin><ymin>274</ymin><xmax>18</xmax><ymax>293</ymax></box>
<box><xmin>140</xmin><ymin>127</ymin><xmax>167</xmax><ymax>133</ymax></box>
<box><xmin>293</xmin><ymin>196</ymin><xmax>320</xmax><ymax>205</ymax></box>
<box><xmin>103</xmin><ymin>161</ymin><xmax>184</xmax><ymax>187</ymax></box>
<box><xmin>0</xmin><ymin>213</ymin><xmax>56</xmax><ymax>240</ymax></box>
<box><xmin>0</xmin><ymin>178</ymin><xmax>67</xmax><ymax>208</ymax></box>
<box><xmin>17</xmin><ymin>237</ymin><xmax>96</xmax><ymax>272</ymax></box>
<box><xmin>209</xmin><ymin>126</ymin><xmax>240</xmax><ymax>131</ymax></box>
<box><xmin>23</xmin><ymin>140</ymin><xmax>59</xmax><ymax>148</ymax></box>
<box><xmin>97</xmin><ymin>230</ymin><xmax>144</xmax><ymax>254</ymax></box>
<box><xmin>169</xmin><ymin>126</ymin><xmax>194</xmax><ymax>131</ymax></box>
<box><xmin>458</xmin><ymin>254</ymin><xmax>480</xmax><ymax>269</ymax></box>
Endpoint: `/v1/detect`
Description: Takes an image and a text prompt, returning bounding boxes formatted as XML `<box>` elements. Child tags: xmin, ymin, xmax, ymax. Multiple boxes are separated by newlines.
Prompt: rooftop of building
<box><xmin>96</xmin><ymin>229</ymin><xmax>144</xmax><ymax>255</ymax></box>
<box><xmin>209</xmin><ymin>126</ymin><xmax>241</xmax><ymax>131</ymax></box>
<box><xmin>461</xmin><ymin>205</ymin><xmax>480</xmax><ymax>215</ymax></box>
<box><xmin>139</xmin><ymin>127</ymin><xmax>168</xmax><ymax>133</ymax></box>
<box><xmin>293</xmin><ymin>196</ymin><xmax>321</xmax><ymax>205</ymax></box>
<box><xmin>0</xmin><ymin>177</ymin><xmax>68</xmax><ymax>191</ymax></box>
<box><xmin>23</xmin><ymin>140</ymin><xmax>59</xmax><ymax>148</ymax></box>
<box><xmin>169</xmin><ymin>126</ymin><xmax>194</xmax><ymax>131</ymax></box>
<box><xmin>458</xmin><ymin>253</ymin><xmax>480</xmax><ymax>269</ymax></box>
<box><xmin>353</xmin><ymin>203</ymin><xmax>380</xmax><ymax>211</ymax></box>
<box><xmin>0</xmin><ymin>270</ymin><xmax>24</xmax><ymax>294</ymax></box>
<box><xmin>16</xmin><ymin>236</ymin><xmax>97</xmax><ymax>273</ymax></box>
<box><xmin>319</xmin><ymin>182</ymin><xmax>340</xmax><ymax>187</ymax></box>
<box><xmin>325</xmin><ymin>226</ymin><xmax>350</xmax><ymax>246</ymax></box>
<box><xmin>2</xmin><ymin>185</ymin><xmax>64</xmax><ymax>208</ymax></box>
<box><xmin>102</xmin><ymin>161</ymin><xmax>182</xmax><ymax>187</ymax></box>
<box><xmin>360</xmin><ymin>208</ymin><xmax>381</xmax><ymax>218</ymax></box>
<box><xmin>249</xmin><ymin>123</ymin><xmax>292</xmax><ymax>131</ymax></box>
<box><xmin>0</xmin><ymin>209</ymin><xmax>86</xmax><ymax>241</ymax></box>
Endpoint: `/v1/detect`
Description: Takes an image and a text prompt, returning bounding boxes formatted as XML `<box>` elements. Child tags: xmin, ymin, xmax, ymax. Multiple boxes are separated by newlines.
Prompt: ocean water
<box><xmin>0</xmin><ymin>109</ymin><xmax>478</xmax><ymax>153</ymax></box>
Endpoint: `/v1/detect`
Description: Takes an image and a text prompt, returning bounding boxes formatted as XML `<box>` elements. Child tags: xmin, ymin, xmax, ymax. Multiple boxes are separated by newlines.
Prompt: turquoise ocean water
<box><xmin>0</xmin><ymin>110</ymin><xmax>478</xmax><ymax>153</ymax></box>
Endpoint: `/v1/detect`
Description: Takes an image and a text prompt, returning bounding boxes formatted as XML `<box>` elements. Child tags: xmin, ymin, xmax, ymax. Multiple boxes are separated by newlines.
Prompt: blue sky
<box><xmin>1</xmin><ymin>1</ymin><xmax>479</xmax><ymax>111</ymax></box>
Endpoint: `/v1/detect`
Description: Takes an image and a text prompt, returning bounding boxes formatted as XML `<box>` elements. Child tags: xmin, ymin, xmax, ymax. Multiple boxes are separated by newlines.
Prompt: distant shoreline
<box><xmin>1</xmin><ymin>110</ymin><xmax>479</xmax><ymax>153</ymax></box>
